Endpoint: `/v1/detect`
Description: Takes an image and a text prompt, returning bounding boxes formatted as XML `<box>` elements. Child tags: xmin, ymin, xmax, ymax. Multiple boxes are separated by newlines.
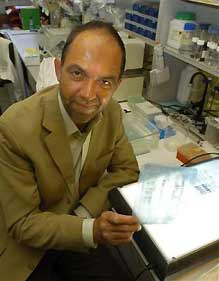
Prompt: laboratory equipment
<box><xmin>122</xmin><ymin>37</ymin><xmax>145</xmax><ymax>70</ymax></box>
<box><xmin>205</xmin><ymin>42</ymin><xmax>217</xmax><ymax>66</ymax></box>
<box><xmin>196</xmin><ymin>23</ymin><xmax>210</xmax><ymax>61</ymax></box>
<box><xmin>205</xmin><ymin>117</ymin><xmax>219</xmax><ymax>146</ymax></box>
<box><xmin>154</xmin><ymin>114</ymin><xmax>169</xmax><ymax>139</ymax></box>
<box><xmin>110</xmin><ymin>158</ymin><xmax>219</xmax><ymax>280</ymax></box>
<box><xmin>215</xmin><ymin>46</ymin><xmax>219</xmax><ymax>69</ymax></box>
<box><xmin>207</xmin><ymin>25</ymin><xmax>219</xmax><ymax>45</ymax></box>
<box><xmin>190</xmin><ymin>25</ymin><xmax>201</xmax><ymax>58</ymax></box>
<box><xmin>113</xmin><ymin>76</ymin><xmax>144</xmax><ymax>101</ymax></box>
<box><xmin>122</xmin><ymin>111</ymin><xmax>159</xmax><ymax>155</ymax></box>
<box><xmin>176</xmin><ymin>65</ymin><xmax>198</xmax><ymax>105</ymax></box>
<box><xmin>189</xmin><ymin>71</ymin><xmax>212</xmax><ymax>122</ymax></box>
<box><xmin>124</xmin><ymin>2</ymin><xmax>159</xmax><ymax>41</ymax></box>
<box><xmin>113</xmin><ymin>36</ymin><xmax>145</xmax><ymax>101</ymax></box>
<box><xmin>179</xmin><ymin>23</ymin><xmax>196</xmax><ymax>55</ymax></box>
<box><xmin>167</xmin><ymin>11</ymin><xmax>196</xmax><ymax>50</ymax></box>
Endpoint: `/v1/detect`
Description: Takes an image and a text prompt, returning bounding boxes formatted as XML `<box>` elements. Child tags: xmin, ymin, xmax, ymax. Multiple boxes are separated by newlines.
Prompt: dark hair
<box><xmin>61</xmin><ymin>20</ymin><xmax>126</xmax><ymax>79</ymax></box>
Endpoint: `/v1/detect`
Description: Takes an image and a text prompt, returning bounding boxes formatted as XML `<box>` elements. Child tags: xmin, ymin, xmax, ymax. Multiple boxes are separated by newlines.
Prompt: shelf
<box><xmin>126</xmin><ymin>9</ymin><xmax>158</xmax><ymax>22</ymax></box>
<box><xmin>184</xmin><ymin>0</ymin><xmax>219</xmax><ymax>6</ymax></box>
<box><xmin>123</xmin><ymin>28</ymin><xmax>157</xmax><ymax>47</ymax></box>
<box><xmin>125</xmin><ymin>19</ymin><xmax>156</xmax><ymax>33</ymax></box>
<box><xmin>164</xmin><ymin>45</ymin><xmax>219</xmax><ymax>77</ymax></box>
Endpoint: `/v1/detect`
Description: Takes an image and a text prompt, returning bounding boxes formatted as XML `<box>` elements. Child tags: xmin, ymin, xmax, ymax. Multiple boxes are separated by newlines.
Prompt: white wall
<box><xmin>115</xmin><ymin>0</ymin><xmax>133</xmax><ymax>10</ymax></box>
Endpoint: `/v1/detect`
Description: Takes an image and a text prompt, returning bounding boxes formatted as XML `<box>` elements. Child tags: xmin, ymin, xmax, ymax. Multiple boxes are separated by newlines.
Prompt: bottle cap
<box><xmin>208</xmin><ymin>25</ymin><xmax>219</xmax><ymax>34</ymax></box>
<box><xmin>192</xmin><ymin>37</ymin><xmax>199</xmax><ymax>42</ymax></box>
<box><xmin>184</xmin><ymin>23</ymin><xmax>196</xmax><ymax>31</ymax></box>
<box><xmin>197</xmin><ymin>39</ymin><xmax>204</xmax><ymax>46</ymax></box>
<box><xmin>199</xmin><ymin>23</ymin><xmax>210</xmax><ymax>30</ymax></box>
<box><xmin>176</xmin><ymin>11</ymin><xmax>196</xmax><ymax>21</ymax></box>
<box><xmin>210</xmin><ymin>42</ymin><xmax>217</xmax><ymax>50</ymax></box>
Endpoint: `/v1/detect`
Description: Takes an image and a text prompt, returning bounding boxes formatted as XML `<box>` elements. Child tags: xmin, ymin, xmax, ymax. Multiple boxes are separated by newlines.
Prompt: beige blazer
<box><xmin>0</xmin><ymin>85</ymin><xmax>139</xmax><ymax>281</ymax></box>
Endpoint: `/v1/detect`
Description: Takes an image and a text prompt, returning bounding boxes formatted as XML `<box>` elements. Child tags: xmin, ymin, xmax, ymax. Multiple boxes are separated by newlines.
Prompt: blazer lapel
<box><xmin>80</xmin><ymin>112</ymin><xmax>105</xmax><ymax>182</ymax></box>
<box><xmin>41</xmin><ymin>88</ymin><xmax>76</xmax><ymax>196</ymax></box>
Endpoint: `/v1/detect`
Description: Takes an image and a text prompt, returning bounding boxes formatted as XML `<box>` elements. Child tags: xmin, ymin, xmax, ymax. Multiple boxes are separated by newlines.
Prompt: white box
<box><xmin>113</xmin><ymin>76</ymin><xmax>144</xmax><ymax>101</ymax></box>
<box><xmin>122</xmin><ymin>38</ymin><xmax>145</xmax><ymax>70</ymax></box>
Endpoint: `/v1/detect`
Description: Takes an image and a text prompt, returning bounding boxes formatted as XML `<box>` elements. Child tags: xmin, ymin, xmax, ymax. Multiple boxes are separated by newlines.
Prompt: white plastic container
<box><xmin>176</xmin><ymin>65</ymin><xmax>198</xmax><ymax>105</ymax></box>
<box><xmin>167</xmin><ymin>12</ymin><xmax>196</xmax><ymax>50</ymax></box>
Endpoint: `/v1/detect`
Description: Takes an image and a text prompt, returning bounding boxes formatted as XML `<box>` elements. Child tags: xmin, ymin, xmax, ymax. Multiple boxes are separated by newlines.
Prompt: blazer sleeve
<box><xmin>80</xmin><ymin>106</ymin><xmax>140</xmax><ymax>217</ymax></box>
<box><xmin>0</xmin><ymin>121</ymin><xmax>86</xmax><ymax>251</ymax></box>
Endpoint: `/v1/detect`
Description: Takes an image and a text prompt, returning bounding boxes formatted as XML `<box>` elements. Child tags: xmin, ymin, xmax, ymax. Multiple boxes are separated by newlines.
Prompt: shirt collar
<box><xmin>58</xmin><ymin>92</ymin><xmax>78</xmax><ymax>136</ymax></box>
<box><xmin>58</xmin><ymin>92</ymin><xmax>102</xmax><ymax>136</ymax></box>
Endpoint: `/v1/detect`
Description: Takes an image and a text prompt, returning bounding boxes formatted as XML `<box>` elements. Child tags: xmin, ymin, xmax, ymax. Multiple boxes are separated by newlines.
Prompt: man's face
<box><xmin>55</xmin><ymin>29</ymin><xmax>122</xmax><ymax>128</ymax></box>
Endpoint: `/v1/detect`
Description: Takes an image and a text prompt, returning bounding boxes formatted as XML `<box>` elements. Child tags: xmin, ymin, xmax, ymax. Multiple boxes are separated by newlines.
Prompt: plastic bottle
<box><xmin>176</xmin><ymin>65</ymin><xmax>198</xmax><ymax>105</ymax></box>
<box><xmin>179</xmin><ymin>23</ymin><xmax>196</xmax><ymax>55</ymax></box>
<box><xmin>167</xmin><ymin>11</ymin><xmax>196</xmax><ymax>50</ymax></box>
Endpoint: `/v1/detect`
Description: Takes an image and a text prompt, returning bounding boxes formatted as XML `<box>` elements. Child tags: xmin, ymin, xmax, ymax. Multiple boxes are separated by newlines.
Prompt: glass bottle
<box><xmin>214</xmin><ymin>46</ymin><xmax>219</xmax><ymax>69</ymax></box>
<box><xmin>205</xmin><ymin>42</ymin><xmax>217</xmax><ymax>66</ymax></box>
<box><xmin>208</xmin><ymin>25</ymin><xmax>219</xmax><ymax>45</ymax></box>
<box><xmin>179</xmin><ymin>23</ymin><xmax>196</xmax><ymax>55</ymax></box>
<box><xmin>190</xmin><ymin>26</ymin><xmax>201</xmax><ymax>58</ymax></box>
<box><xmin>196</xmin><ymin>23</ymin><xmax>210</xmax><ymax>61</ymax></box>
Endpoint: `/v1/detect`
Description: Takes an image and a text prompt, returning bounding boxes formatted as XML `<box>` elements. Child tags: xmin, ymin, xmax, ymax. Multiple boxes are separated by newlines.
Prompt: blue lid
<box><xmin>208</xmin><ymin>25</ymin><xmax>219</xmax><ymax>34</ymax></box>
<box><xmin>184</xmin><ymin>23</ymin><xmax>196</xmax><ymax>31</ymax></box>
<box><xmin>199</xmin><ymin>23</ymin><xmax>210</xmax><ymax>30</ymax></box>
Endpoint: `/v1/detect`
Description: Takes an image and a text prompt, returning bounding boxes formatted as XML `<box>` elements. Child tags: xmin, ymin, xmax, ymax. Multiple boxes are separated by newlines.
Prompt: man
<box><xmin>0</xmin><ymin>21</ymin><xmax>140</xmax><ymax>281</ymax></box>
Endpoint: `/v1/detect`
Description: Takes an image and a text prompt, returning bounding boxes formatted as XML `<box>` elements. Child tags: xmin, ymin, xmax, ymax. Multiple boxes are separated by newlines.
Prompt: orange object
<box><xmin>176</xmin><ymin>142</ymin><xmax>211</xmax><ymax>164</ymax></box>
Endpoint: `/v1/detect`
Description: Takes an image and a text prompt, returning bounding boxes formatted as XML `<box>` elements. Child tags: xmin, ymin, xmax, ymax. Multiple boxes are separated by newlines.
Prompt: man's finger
<box><xmin>103</xmin><ymin>211</ymin><xmax>139</xmax><ymax>225</ymax></box>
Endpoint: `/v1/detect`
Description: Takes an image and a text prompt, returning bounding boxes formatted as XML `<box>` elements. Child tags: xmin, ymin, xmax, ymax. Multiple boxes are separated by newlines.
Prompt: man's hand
<box><xmin>93</xmin><ymin>211</ymin><xmax>141</xmax><ymax>245</ymax></box>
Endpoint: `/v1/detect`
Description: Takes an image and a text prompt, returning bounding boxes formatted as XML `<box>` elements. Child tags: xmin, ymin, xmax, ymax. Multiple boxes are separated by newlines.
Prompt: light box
<box><xmin>109</xmin><ymin>159</ymin><xmax>219</xmax><ymax>280</ymax></box>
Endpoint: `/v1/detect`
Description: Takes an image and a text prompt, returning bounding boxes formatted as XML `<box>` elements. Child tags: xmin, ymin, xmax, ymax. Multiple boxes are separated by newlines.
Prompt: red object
<box><xmin>6</xmin><ymin>6</ymin><xmax>22</xmax><ymax>29</ymax></box>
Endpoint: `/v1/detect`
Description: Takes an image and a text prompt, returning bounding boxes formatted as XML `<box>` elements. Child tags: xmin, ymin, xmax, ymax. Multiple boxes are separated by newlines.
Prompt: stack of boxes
<box><xmin>124</xmin><ymin>1</ymin><xmax>159</xmax><ymax>41</ymax></box>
